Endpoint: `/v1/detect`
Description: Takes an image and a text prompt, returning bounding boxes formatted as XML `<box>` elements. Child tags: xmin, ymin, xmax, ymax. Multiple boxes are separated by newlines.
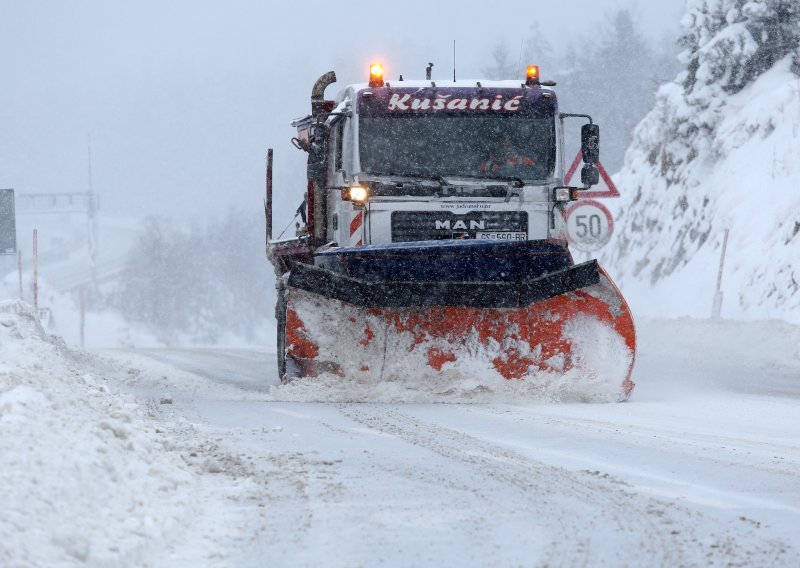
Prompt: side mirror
<box><xmin>581</xmin><ymin>164</ymin><xmax>599</xmax><ymax>187</ymax></box>
<box><xmin>581</xmin><ymin>123</ymin><xmax>600</xmax><ymax>164</ymax></box>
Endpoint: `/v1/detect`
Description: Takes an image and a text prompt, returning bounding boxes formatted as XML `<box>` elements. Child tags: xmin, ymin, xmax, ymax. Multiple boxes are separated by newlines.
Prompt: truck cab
<box><xmin>285</xmin><ymin>64</ymin><xmax>597</xmax><ymax>254</ymax></box>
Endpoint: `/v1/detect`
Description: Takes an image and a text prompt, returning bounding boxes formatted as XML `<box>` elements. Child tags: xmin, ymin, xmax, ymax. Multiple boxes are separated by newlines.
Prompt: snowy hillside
<box><xmin>602</xmin><ymin>0</ymin><xmax>800</xmax><ymax>322</ymax></box>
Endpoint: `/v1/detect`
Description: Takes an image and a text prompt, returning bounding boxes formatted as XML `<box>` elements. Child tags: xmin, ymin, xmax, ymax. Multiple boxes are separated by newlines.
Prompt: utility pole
<box><xmin>87</xmin><ymin>135</ymin><xmax>99</xmax><ymax>297</ymax></box>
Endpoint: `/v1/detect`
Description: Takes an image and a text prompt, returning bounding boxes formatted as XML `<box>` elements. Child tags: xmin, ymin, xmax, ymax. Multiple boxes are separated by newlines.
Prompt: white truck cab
<box><xmin>288</xmin><ymin>65</ymin><xmax>598</xmax><ymax>251</ymax></box>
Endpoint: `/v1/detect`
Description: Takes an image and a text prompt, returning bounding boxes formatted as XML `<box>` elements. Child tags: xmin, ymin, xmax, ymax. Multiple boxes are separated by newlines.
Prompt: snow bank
<box><xmin>0</xmin><ymin>300</ymin><xmax>196</xmax><ymax>566</ymax></box>
<box><xmin>636</xmin><ymin>316</ymin><xmax>800</xmax><ymax>394</ymax></box>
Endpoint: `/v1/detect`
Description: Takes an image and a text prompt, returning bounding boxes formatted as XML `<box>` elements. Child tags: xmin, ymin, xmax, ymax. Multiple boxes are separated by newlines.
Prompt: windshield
<box><xmin>359</xmin><ymin>116</ymin><xmax>555</xmax><ymax>181</ymax></box>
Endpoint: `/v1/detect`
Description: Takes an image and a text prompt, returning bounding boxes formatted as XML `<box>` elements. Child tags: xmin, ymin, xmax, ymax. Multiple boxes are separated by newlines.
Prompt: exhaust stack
<box><xmin>311</xmin><ymin>71</ymin><xmax>337</xmax><ymax>117</ymax></box>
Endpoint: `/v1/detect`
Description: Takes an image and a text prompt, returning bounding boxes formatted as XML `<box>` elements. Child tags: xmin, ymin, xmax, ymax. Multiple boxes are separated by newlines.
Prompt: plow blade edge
<box><xmin>281</xmin><ymin>261</ymin><xmax>636</xmax><ymax>400</ymax></box>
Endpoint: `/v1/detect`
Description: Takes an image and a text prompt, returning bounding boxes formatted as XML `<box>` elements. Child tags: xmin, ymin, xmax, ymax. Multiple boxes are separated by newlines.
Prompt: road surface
<box><xmin>121</xmin><ymin>319</ymin><xmax>800</xmax><ymax>567</ymax></box>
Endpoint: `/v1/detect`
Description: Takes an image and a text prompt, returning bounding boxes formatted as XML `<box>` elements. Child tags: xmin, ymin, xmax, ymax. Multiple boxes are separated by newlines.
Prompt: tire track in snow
<box><xmin>338</xmin><ymin>404</ymin><xmax>790</xmax><ymax>567</ymax></box>
<box><xmin>471</xmin><ymin>405</ymin><xmax>800</xmax><ymax>479</ymax></box>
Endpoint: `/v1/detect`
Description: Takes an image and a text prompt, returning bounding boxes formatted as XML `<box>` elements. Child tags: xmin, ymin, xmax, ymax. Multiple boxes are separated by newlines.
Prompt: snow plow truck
<box><xmin>265</xmin><ymin>63</ymin><xmax>636</xmax><ymax>400</ymax></box>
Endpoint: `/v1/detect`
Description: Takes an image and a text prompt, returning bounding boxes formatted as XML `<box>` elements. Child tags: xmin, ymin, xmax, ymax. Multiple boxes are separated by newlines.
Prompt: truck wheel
<box><xmin>276</xmin><ymin>291</ymin><xmax>287</xmax><ymax>381</ymax></box>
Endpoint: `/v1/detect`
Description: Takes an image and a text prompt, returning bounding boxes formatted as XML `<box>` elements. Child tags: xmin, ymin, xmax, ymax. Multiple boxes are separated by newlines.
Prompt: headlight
<box><xmin>343</xmin><ymin>185</ymin><xmax>369</xmax><ymax>203</ymax></box>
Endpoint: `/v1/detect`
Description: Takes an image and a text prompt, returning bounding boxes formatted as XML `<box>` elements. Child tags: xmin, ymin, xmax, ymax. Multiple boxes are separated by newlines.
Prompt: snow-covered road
<box><xmin>118</xmin><ymin>318</ymin><xmax>800</xmax><ymax>567</ymax></box>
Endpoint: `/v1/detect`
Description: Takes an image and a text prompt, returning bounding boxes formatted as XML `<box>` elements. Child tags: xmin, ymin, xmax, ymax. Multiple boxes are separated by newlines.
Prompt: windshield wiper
<box><xmin>379</xmin><ymin>172</ymin><xmax>450</xmax><ymax>186</ymax></box>
<box><xmin>435</xmin><ymin>174</ymin><xmax>527</xmax><ymax>187</ymax></box>
<box><xmin>468</xmin><ymin>175</ymin><xmax>525</xmax><ymax>187</ymax></box>
<box><xmin>444</xmin><ymin>175</ymin><xmax>526</xmax><ymax>202</ymax></box>
<box><xmin>445</xmin><ymin>175</ymin><xmax>526</xmax><ymax>201</ymax></box>
<box><xmin>369</xmin><ymin>173</ymin><xmax>524</xmax><ymax>199</ymax></box>
<box><xmin>492</xmin><ymin>177</ymin><xmax>525</xmax><ymax>202</ymax></box>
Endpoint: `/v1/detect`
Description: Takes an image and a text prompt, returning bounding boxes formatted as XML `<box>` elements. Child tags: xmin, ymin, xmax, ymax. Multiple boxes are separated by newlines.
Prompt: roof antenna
<box><xmin>453</xmin><ymin>40</ymin><xmax>456</xmax><ymax>82</ymax></box>
<box><xmin>426</xmin><ymin>62</ymin><xmax>433</xmax><ymax>80</ymax></box>
<box><xmin>516</xmin><ymin>36</ymin><xmax>525</xmax><ymax>80</ymax></box>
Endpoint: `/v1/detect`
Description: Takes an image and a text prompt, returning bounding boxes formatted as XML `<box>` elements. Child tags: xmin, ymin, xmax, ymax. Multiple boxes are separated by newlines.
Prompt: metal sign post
<box><xmin>32</xmin><ymin>229</ymin><xmax>38</xmax><ymax>310</ymax></box>
<box><xmin>0</xmin><ymin>189</ymin><xmax>16</xmax><ymax>254</ymax></box>
<box><xmin>87</xmin><ymin>139</ymin><xmax>99</xmax><ymax>294</ymax></box>
<box><xmin>16</xmin><ymin>190</ymin><xmax>100</xmax><ymax>299</ymax></box>
<box><xmin>17</xmin><ymin>249</ymin><xmax>23</xmax><ymax>300</ymax></box>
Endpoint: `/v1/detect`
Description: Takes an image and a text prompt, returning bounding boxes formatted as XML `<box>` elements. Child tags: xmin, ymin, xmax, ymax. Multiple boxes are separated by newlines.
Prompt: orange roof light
<box><xmin>526</xmin><ymin>65</ymin><xmax>540</xmax><ymax>86</ymax></box>
<box><xmin>369</xmin><ymin>63</ymin><xmax>385</xmax><ymax>87</ymax></box>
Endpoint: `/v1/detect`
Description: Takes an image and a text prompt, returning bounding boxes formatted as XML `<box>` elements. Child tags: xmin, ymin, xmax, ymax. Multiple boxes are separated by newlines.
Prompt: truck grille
<box><xmin>391</xmin><ymin>211</ymin><xmax>528</xmax><ymax>242</ymax></box>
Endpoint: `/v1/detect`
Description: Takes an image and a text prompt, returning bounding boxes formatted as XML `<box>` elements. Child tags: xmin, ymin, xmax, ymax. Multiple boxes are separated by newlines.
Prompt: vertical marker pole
<box><xmin>80</xmin><ymin>286</ymin><xmax>85</xmax><ymax>348</ymax></box>
<box><xmin>32</xmin><ymin>229</ymin><xmax>38</xmax><ymax>311</ymax></box>
<box><xmin>17</xmin><ymin>249</ymin><xmax>23</xmax><ymax>300</ymax></box>
<box><xmin>266</xmin><ymin>148</ymin><xmax>273</xmax><ymax>245</ymax></box>
<box><xmin>711</xmin><ymin>228</ymin><xmax>729</xmax><ymax>319</ymax></box>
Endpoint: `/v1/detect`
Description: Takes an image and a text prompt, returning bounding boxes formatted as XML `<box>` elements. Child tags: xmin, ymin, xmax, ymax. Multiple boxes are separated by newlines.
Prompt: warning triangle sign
<box><xmin>564</xmin><ymin>152</ymin><xmax>620</xmax><ymax>198</ymax></box>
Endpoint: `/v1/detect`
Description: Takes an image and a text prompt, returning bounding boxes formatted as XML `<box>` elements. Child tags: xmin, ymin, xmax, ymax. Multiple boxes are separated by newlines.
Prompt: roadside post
<box><xmin>18</xmin><ymin>250</ymin><xmax>23</xmax><ymax>300</ymax></box>
<box><xmin>33</xmin><ymin>229</ymin><xmax>38</xmax><ymax>310</ymax></box>
<box><xmin>712</xmin><ymin>229</ymin><xmax>730</xmax><ymax>319</ymax></box>
<box><xmin>80</xmin><ymin>286</ymin><xmax>86</xmax><ymax>348</ymax></box>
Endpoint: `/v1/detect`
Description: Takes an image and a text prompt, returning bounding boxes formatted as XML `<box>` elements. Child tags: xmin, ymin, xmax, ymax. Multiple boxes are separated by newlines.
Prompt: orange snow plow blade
<box><xmin>282</xmin><ymin>261</ymin><xmax>636</xmax><ymax>401</ymax></box>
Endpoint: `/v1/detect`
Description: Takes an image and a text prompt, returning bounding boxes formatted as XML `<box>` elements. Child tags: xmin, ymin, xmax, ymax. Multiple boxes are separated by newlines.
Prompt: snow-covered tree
<box><xmin>114</xmin><ymin>217</ymin><xmax>205</xmax><ymax>340</ymax></box>
<box><xmin>593</xmin><ymin>10</ymin><xmax>658</xmax><ymax>170</ymax></box>
<box><xmin>113</xmin><ymin>210</ymin><xmax>273</xmax><ymax>344</ymax></box>
<box><xmin>743</xmin><ymin>0</ymin><xmax>800</xmax><ymax>76</ymax></box>
<box><xmin>681</xmin><ymin>0</ymin><xmax>800</xmax><ymax>91</ymax></box>
<box><xmin>679</xmin><ymin>0</ymin><xmax>747</xmax><ymax>93</ymax></box>
<box><xmin>552</xmin><ymin>10</ymin><xmax>663</xmax><ymax>171</ymax></box>
<box><xmin>481</xmin><ymin>43</ymin><xmax>516</xmax><ymax>80</ymax></box>
<box><xmin>482</xmin><ymin>25</ymin><xmax>556</xmax><ymax>81</ymax></box>
<box><xmin>521</xmin><ymin>23</ymin><xmax>556</xmax><ymax>76</ymax></box>
<box><xmin>651</xmin><ymin>0</ymin><xmax>800</xmax><ymax>182</ymax></box>
<box><xmin>601</xmin><ymin>0</ymin><xmax>800</xmax><ymax>322</ymax></box>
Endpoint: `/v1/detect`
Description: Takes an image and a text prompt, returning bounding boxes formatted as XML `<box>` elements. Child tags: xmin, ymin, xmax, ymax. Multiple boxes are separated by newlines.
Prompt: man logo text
<box><xmin>435</xmin><ymin>220</ymin><xmax>485</xmax><ymax>230</ymax></box>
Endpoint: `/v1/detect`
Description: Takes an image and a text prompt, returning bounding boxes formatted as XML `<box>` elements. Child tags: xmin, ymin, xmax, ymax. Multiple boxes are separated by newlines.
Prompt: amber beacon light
<box><xmin>369</xmin><ymin>63</ymin><xmax>385</xmax><ymax>87</ymax></box>
<box><xmin>525</xmin><ymin>65</ymin><xmax>540</xmax><ymax>86</ymax></box>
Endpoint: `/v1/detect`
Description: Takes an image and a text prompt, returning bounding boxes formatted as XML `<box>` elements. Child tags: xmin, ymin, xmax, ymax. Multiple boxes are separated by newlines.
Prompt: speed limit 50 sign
<box><xmin>565</xmin><ymin>199</ymin><xmax>614</xmax><ymax>252</ymax></box>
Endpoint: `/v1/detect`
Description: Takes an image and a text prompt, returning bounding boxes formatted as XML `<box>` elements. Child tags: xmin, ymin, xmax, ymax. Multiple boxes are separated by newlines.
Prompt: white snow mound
<box><xmin>0</xmin><ymin>300</ymin><xmax>195</xmax><ymax>566</ymax></box>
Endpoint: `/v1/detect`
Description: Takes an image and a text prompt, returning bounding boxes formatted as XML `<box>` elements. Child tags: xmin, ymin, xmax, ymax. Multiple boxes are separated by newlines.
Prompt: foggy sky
<box><xmin>0</xmin><ymin>0</ymin><xmax>684</xmax><ymax>228</ymax></box>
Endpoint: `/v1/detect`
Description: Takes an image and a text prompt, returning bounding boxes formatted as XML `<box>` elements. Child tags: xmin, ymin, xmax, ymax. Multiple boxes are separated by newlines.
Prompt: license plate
<box><xmin>476</xmin><ymin>231</ymin><xmax>527</xmax><ymax>241</ymax></box>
